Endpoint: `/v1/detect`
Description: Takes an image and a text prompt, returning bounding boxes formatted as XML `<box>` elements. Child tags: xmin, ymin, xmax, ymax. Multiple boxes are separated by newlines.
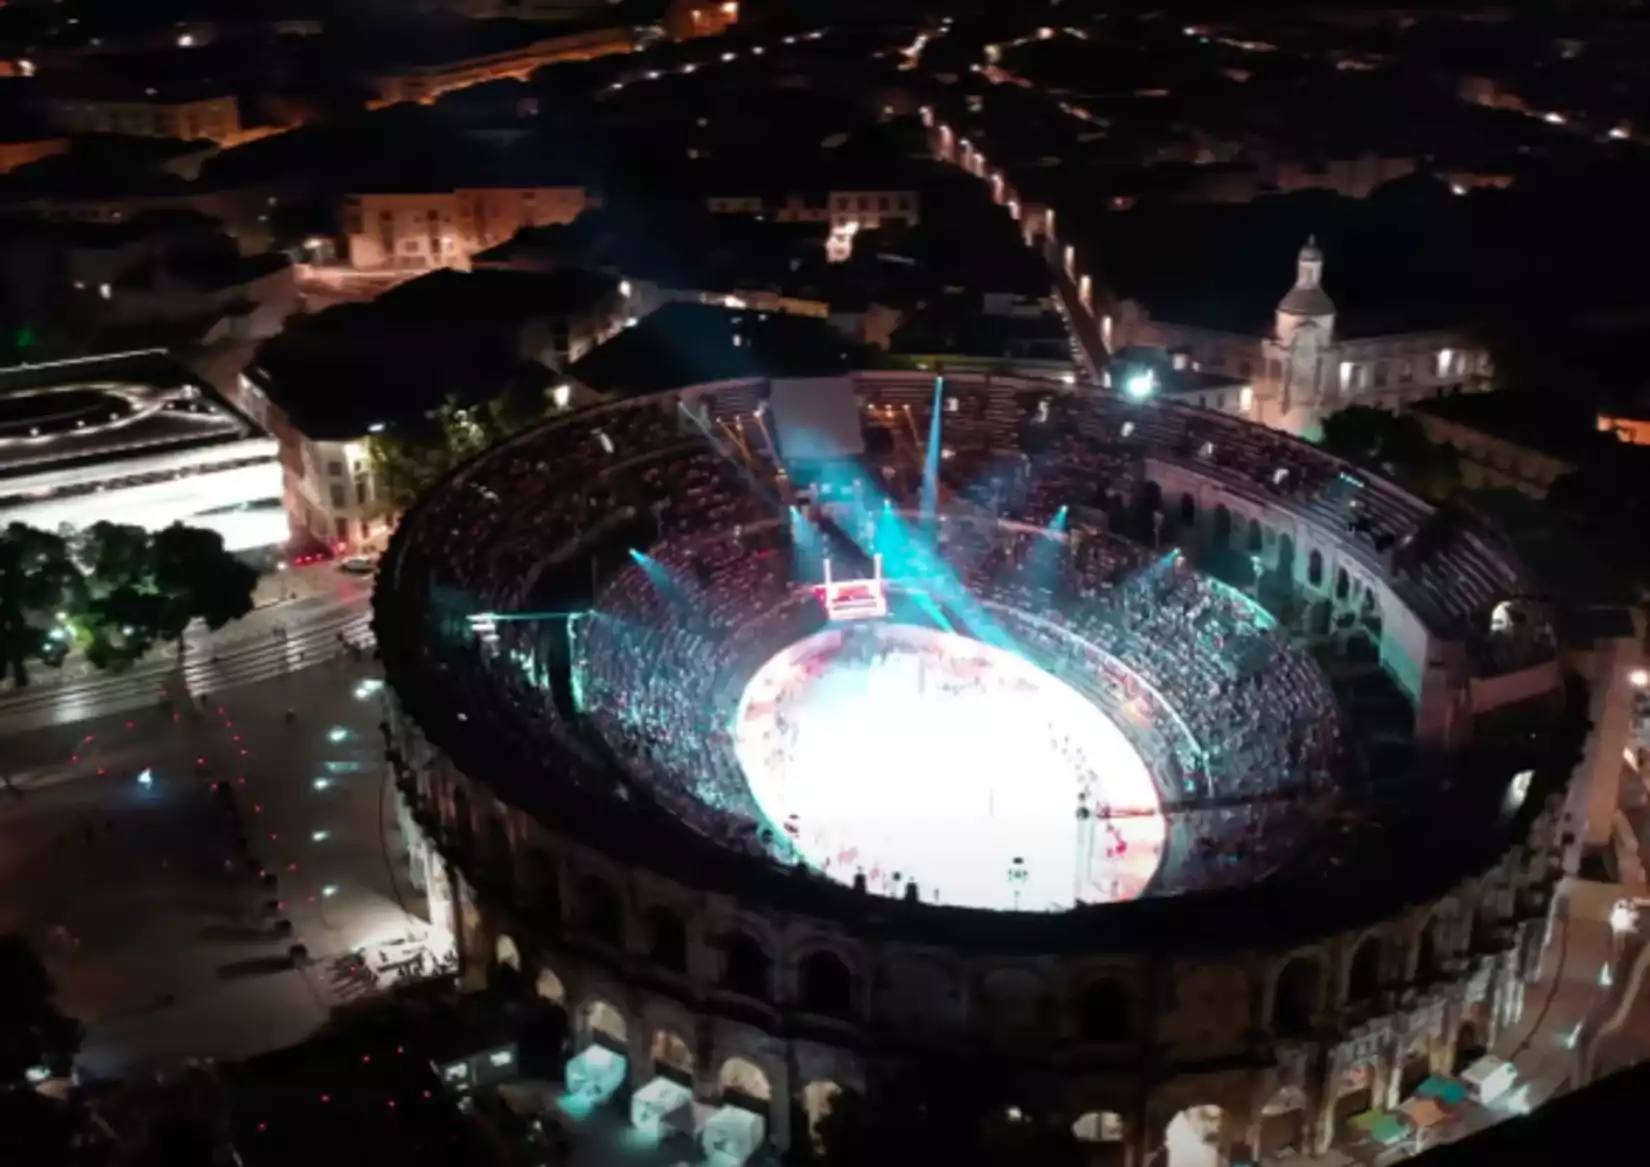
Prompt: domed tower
<box><xmin>1274</xmin><ymin>235</ymin><xmax>1336</xmax><ymax>347</ymax></box>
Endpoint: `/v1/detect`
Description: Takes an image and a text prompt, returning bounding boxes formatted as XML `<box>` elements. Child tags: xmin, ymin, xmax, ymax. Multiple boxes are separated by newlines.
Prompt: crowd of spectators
<box><xmin>375</xmin><ymin>374</ymin><xmax>1546</xmax><ymax>906</ymax></box>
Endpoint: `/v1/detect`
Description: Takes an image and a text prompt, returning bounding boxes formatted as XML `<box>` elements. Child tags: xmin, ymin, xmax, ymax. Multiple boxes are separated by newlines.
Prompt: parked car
<box><xmin>338</xmin><ymin>555</ymin><xmax>378</xmax><ymax>575</ymax></box>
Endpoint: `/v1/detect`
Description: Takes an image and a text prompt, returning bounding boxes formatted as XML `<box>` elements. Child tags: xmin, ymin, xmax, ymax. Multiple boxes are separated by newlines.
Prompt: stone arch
<box><xmin>1347</xmin><ymin>933</ymin><xmax>1385</xmax><ymax>1003</ymax></box>
<box><xmin>1179</xmin><ymin>492</ymin><xmax>1196</xmax><ymax>525</ymax></box>
<box><xmin>449</xmin><ymin>784</ymin><xmax>474</xmax><ymax>848</ymax></box>
<box><xmin>718</xmin><ymin>930</ymin><xmax>772</xmax><ymax>999</ymax></box>
<box><xmin>801</xmin><ymin>1080</ymin><xmax>843</xmax><ymax>1147</ymax></box>
<box><xmin>1072</xmin><ymin>1110</ymin><xmax>1124</xmax><ymax>1142</ymax></box>
<box><xmin>1415</xmin><ymin>921</ymin><xmax>1441</xmax><ymax>983</ymax></box>
<box><xmin>495</xmin><ymin>934</ymin><xmax>522</xmax><ymax>971</ymax></box>
<box><xmin>1276</xmin><ymin>532</ymin><xmax>1296</xmax><ymax>578</ymax></box>
<box><xmin>483</xmin><ymin>810</ymin><xmax>512</xmax><ymax>867</ymax></box>
<box><xmin>535</xmin><ymin>966</ymin><xmax>567</xmax><ymax>1004</ymax></box>
<box><xmin>1271</xmin><ymin>955</ymin><xmax>1321</xmax><ymax>1037</ymax></box>
<box><xmin>644</xmin><ymin>904</ymin><xmax>689</xmax><ymax>973</ymax></box>
<box><xmin>1074</xmin><ymin>977</ymin><xmax>1134</xmax><ymax>1042</ymax></box>
<box><xmin>575</xmin><ymin>873</ymin><xmax>622</xmax><ymax>944</ymax></box>
<box><xmin>718</xmin><ymin>1055</ymin><xmax>773</xmax><ymax>1109</ymax></box>
<box><xmin>579</xmin><ymin>998</ymin><xmax>627</xmax><ymax>1047</ymax></box>
<box><xmin>1211</xmin><ymin>505</ymin><xmax>1232</xmax><ymax>549</ymax></box>
<box><xmin>650</xmin><ymin>1029</ymin><xmax>695</xmax><ymax>1081</ymax></box>
<box><xmin>1246</xmin><ymin>517</ymin><xmax>1264</xmax><ymax>554</ymax></box>
<box><xmin>1335</xmin><ymin>565</ymin><xmax>1350</xmax><ymax>601</ymax></box>
<box><xmin>1455</xmin><ymin>1019</ymin><xmax>1487</xmax><ymax>1071</ymax></box>
<box><xmin>1308</xmin><ymin>547</ymin><xmax>1324</xmax><ymax>587</ymax></box>
<box><xmin>1164</xmin><ymin>1104</ymin><xmax>1227</xmax><ymax>1167</ymax></box>
<box><xmin>797</xmin><ymin>949</ymin><xmax>855</xmax><ymax>1016</ymax></box>
<box><xmin>524</xmin><ymin>845</ymin><xmax>561</xmax><ymax>919</ymax></box>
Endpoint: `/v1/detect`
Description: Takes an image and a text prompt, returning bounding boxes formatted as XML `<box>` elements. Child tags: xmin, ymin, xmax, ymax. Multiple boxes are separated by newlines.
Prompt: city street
<box><xmin>0</xmin><ymin>656</ymin><xmax>430</xmax><ymax>1078</ymax></box>
<box><xmin>0</xmin><ymin>565</ymin><xmax>373</xmax><ymax>736</ymax></box>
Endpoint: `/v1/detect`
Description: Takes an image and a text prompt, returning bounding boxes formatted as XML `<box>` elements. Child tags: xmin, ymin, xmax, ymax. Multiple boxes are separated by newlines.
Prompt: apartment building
<box><xmin>44</xmin><ymin>93</ymin><xmax>241</xmax><ymax>143</ymax></box>
<box><xmin>344</xmin><ymin>186</ymin><xmax>595</xmax><ymax>272</ymax></box>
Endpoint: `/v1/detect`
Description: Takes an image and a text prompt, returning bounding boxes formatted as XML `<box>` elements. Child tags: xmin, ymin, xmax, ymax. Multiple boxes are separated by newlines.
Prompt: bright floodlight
<box><xmin>136</xmin><ymin>768</ymin><xmax>154</xmax><ymax>788</ymax></box>
<box><xmin>1123</xmin><ymin>370</ymin><xmax>1157</xmax><ymax>400</ymax></box>
<box><xmin>1611</xmin><ymin>900</ymin><xmax>1638</xmax><ymax>934</ymax></box>
<box><xmin>1629</xmin><ymin>668</ymin><xmax>1648</xmax><ymax>689</ymax></box>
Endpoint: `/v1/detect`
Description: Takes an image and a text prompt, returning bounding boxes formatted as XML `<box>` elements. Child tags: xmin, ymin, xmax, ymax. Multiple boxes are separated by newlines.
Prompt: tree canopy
<box><xmin>368</xmin><ymin>384</ymin><xmax>558</xmax><ymax>513</ymax></box>
<box><xmin>0</xmin><ymin>520</ymin><xmax>258</xmax><ymax>688</ymax></box>
<box><xmin>1318</xmin><ymin>404</ymin><xmax>1460</xmax><ymax>500</ymax></box>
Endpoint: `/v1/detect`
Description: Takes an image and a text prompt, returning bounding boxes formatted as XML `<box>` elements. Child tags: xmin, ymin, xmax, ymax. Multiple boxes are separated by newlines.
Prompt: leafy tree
<box><xmin>1319</xmin><ymin>405</ymin><xmax>1459</xmax><ymax>500</ymax></box>
<box><xmin>150</xmin><ymin>524</ymin><xmax>259</xmax><ymax>657</ymax></box>
<box><xmin>0</xmin><ymin>523</ymin><xmax>81</xmax><ymax>689</ymax></box>
<box><xmin>369</xmin><ymin>383</ymin><xmax>562</xmax><ymax>513</ymax></box>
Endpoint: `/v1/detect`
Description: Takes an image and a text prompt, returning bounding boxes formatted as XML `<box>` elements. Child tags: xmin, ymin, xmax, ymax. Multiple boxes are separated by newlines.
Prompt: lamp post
<box><xmin>1007</xmin><ymin>856</ymin><xmax>1029</xmax><ymax>911</ymax></box>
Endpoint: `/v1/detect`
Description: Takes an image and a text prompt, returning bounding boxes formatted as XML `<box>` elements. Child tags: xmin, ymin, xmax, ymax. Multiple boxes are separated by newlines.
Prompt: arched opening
<box><xmin>801</xmin><ymin>1081</ymin><xmax>843</xmax><ymax>1148</ymax></box>
<box><xmin>1164</xmin><ymin>1104</ymin><xmax>1225</xmax><ymax>1167</ymax></box>
<box><xmin>1454</xmin><ymin>1020</ymin><xmax>1486</xmax><ymax>1073</ymax></box>
<box><xmin>1075</xmin><ymin>978</ymin><xmax>1134</xmax><ymax>1042</ymax></box>
<box><xmin>718</xmin><ymin>1055</ymin><xmax>772</xmax><ymax>1111</ymax></box>
<box><xmin>1308</xmin><ymin>548</ymin><xmax>1324</xmax><ymax>587</ymax></box>
<box><xmin>1072</xmin><ymin>1110</ymin><xmax>1124</xmax><ymax>1142</ymax></box>
<box><xmin>1246</xmin><ymin>517</ymin><xmax>1264</xmax><ymax>554</ymax></box>
<box><xmin>1347</xmin><ymin>935</ymin><xmax>1384</xmax><ymax>1003</ymax></box>
<box><xmin>525</xmin><ymin>846</ymin><xmax>561</xmax><ymax>921</ymax></box>
<box><xmin>1335</xmin><ymin>566</ymin><xmax>1350</xmax><ymax>601</ymax></box>
<box><xmin>1276</xmin><ymin>532</ymin><xmax>1296</xmax><ymax>579</ymax></box>
<box><xmin>797</xmin><ymin>950</ymin><xmax>854</xmax><ymax>1016</ymax></box>
<box><xmin>580</xmin><ymin>999</ymin><xmax>627</xmax><ymax>1049</ymax></box>
<box><xmin>449</xmin><ymin>785</ymin><xmax>474</xmax><ymax>850</ymax></box>
<box><xmin>645</xmin><ymin>905</ymin><xmax>688</xmax><ymax>973</ymax></box>
<box><xmin>496</xmin><ymin>934</ymin><xmax>522</xmax><ymax>971</ymax></box>
<box><xmin>1272</xmin><ymin>956</ymin><xmax>1321</xmax><ymax>1037</ymax></box>
<box><xmin>484</xmin><ymin>812</ymin><xmax>511</xmax><ymax>868</ymax></box>
<box><xmin>576</xmin><ymin>874</ymin><xmax>622</xmax><ymax>945</ymax></box>
<box><xmin>718</xmin><ymin>931</ymin><xmax>771</xmax><ymax>1000</ymax></box>
<box><xmin>1211</xmin><ymin>506</ymin><xmax>1232</xmax><ymax>549</ymax></box>
<box><xmin>1415</xmin><ymin>925</ymin><xmax>1440</xmax><ymax>983</ymax></box>
<box><xmin>650</xmin><ymin>1029</ymin><xmax>694</xmax><ymax>1083</ymax></box>
<box><xmin>535</xmin><ymin>967</ymin><xmax>567</xmax><ymax>1004</ymax></box>
<box><xmin>1179</xmin><ymin>492</ymin><xmax>1196</xmax><ymax>525</ymax></box>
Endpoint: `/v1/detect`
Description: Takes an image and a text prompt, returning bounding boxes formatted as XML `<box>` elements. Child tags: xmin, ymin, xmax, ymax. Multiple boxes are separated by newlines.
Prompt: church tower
<box><xmin>1274</xmin><ymin>235</ymin><xmax>1336</xmax><ymax>347</ymax></box>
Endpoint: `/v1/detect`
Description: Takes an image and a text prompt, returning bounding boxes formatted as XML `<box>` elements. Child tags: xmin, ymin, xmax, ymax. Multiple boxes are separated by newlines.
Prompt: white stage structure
<box><xmin>564</xmin><ymin>1044</ymin><xmax>627</xmax><ymax>1107</ymax></box>
<box><xmin>701</xmin><ymin>1105</ymin><xmax>766</xmax><ymax>1167</ymax></box>
<box><xmin>630</xmin><ymin>1076</ymin><xmax>695</xmax><ymax>1140</ymax></box>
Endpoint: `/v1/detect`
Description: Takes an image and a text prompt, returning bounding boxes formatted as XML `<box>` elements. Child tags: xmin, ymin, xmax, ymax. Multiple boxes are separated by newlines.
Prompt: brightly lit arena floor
<box><xmin>732</xmin><ymin>623</ymin><xmax>1168</xmax><ymax>912</ymax></box>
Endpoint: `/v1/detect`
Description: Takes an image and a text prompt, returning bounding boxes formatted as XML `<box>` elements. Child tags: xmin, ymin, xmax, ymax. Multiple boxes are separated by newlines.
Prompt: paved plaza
<box><xmin>0</xmin><ymin>656</ymin><xmax>427</xmax><ymax>1078</ymax></box>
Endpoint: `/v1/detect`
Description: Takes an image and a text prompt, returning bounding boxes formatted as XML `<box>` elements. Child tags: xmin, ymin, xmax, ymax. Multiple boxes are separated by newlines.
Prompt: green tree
<box><xmin>0</xmin><ymin>523</ymin><xmax>81</xmax><ymax>689</ymax></box>
<box><xmin>70</xmin><ymin>522</ymin><xmax>256</xmax><ymax>669</ymax></box>
<box><xmin>1319</xmin><ymin>405</ymin><xmax>1459</xmax><ymax>500</ymax></box>
<box><xmin>150</xmin><ymin>523</ymin><xmax>259</xmax><ymax>660</ymax></box>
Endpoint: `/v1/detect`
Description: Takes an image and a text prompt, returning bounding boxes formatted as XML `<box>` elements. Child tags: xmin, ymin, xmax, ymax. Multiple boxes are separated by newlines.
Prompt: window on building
<box><xmin>1373</xmin><ymin>362</ymin><xmax>1388</xmax><ymax>387</ymax></box>
<box><xmin>334</xmin><ymin>517</ymin><xmax>348</xmax><ymax>541</ymax></box>
<box><xmin>877</xmin><ymin>196</ymin><xmax>890</xmax><ymax>211</ymax></box>
<box><xmin>330</xmin><ymin>484</ymin><xmax>346</xmax><ymax>509</ymax></box>
<box><xmin>327</xmin><ymin>460</ymin><xmax>344</xmax><ymax>477</ymax></box>
<box><xmin>858</xmin><ymin>195</ymin><xmax>872</xmax><ymax>211</ymax></box>
<box><xmin>1397</xmin><ymin>360</ymin><xmax>1413</xmax><ymax>383</ymax></box>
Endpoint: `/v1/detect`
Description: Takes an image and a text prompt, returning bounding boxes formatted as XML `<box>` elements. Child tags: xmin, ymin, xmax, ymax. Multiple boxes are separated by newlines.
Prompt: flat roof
<box><xmin>0</xmin><ymin>352</ymin><xmax>256</xmax><ymax>482</ymax></box>
<box><xmin>568</xmin><ymin>301</ymin><xmax>860</xmax><ymax>396</ymax></box>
